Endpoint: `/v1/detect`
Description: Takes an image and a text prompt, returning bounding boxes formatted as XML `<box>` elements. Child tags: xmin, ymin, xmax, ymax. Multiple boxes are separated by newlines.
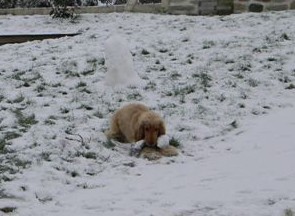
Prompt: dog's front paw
<box><xmin>130</xmin><ymin>140</ymin><xmax>145</xmax><ymax>157</ymax></box>
<box><xmin>140</xmin><ymin>147</ymin><xmax>162</xmax><ymax>160</ymax></box>
<box><xmin>142</xmin><ymin>152</ymin><xmax>162</xmax><ymax>161</ymax></box>
<box><xmin>159</xmin><ymin>146</ymin><xmax>178</xmax><ymax>157</ymax></box>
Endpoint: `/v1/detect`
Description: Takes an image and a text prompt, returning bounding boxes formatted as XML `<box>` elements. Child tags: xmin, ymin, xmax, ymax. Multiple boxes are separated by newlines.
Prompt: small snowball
<box><xmin>157</xmin><ymin>135</ymin><xmax>170</xmax><ymax>149</ymax></box>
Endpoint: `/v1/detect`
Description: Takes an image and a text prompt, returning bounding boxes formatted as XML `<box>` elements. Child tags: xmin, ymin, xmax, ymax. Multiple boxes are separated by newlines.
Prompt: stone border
<box><xmin>4</xmin><ymin>0</ymin><xmax>294</xmax><ymax>16</ymax></box>
<box><xmin>0</xmin><ymin>4</ymin><xmax>163</xmax><ymax>16</ymax></box>
<box><xmin>0</xmin><ymin>1</ymin><xmax>233</xmax><ymax>16</ymax></box>
<box><xmin>234</xmin><ymin>0</ymin><xmax>295</xmax><ymax>13</ymax></box>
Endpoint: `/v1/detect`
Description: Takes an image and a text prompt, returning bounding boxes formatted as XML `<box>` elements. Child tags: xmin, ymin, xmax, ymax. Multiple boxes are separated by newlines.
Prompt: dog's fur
<box><xmin>139</xmin><ymin>145</ymin><xmax>179</xmax><ymax>160</ymax></box>
<box><xmin>106</xmin><ymin>103</ymin><xmax>178</xmax><ymax>159</ymax></box>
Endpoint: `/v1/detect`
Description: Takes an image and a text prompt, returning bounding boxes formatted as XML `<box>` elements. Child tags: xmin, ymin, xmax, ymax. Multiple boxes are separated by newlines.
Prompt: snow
<box><xmin>157</xmin><ymin>134</ymin><xmax>169</xmax><ymax>148</ymax></box>
<box><xmin>104</xmin><ymin>34</ymin><xmax>142</xmax><ymax>87</ymax></box>
<box><xmin>0</xmin><ymin>11</ymin><xmax>295</xmax><ymax>216</ymax></box>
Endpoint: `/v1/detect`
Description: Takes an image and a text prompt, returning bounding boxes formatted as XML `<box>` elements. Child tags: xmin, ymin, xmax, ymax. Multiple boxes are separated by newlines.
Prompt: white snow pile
<box><xmin>0</xmin><ymin>11</ymin><xmax>295</xmax><ymax>216</ymax></box>
<box><xmin>104</xmin><ymin>34</ymin><xmax>142</xmax><ymax>87</ymax></box>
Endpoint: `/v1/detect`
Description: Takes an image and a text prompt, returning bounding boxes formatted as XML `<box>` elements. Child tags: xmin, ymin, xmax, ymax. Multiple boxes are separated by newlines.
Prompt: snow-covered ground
<box><xmin>0</xmin><ymin>11</ymin><xmax>294</xmax><ymax>216</ymax></box>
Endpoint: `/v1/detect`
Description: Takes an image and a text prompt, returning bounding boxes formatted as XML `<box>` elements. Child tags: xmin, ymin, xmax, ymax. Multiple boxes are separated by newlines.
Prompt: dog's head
<box><xmin>137</xmin><ymin>113</ymin><xmax>166</xmax><ymax>147</ymax></box>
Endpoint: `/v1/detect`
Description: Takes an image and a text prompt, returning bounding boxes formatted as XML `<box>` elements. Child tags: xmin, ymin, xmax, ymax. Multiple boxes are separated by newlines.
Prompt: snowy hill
<box><xmin>0</xmin><ymin>11</ymin><xmax>295</xmax><ymax>215</ymax></box>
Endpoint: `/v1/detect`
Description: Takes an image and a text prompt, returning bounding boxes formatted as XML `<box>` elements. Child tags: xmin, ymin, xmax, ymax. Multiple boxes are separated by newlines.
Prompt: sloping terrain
<box><xmin>0</xmin><ymin>11</ymin><xmax>294</xmax><ymax>215</ymax></box>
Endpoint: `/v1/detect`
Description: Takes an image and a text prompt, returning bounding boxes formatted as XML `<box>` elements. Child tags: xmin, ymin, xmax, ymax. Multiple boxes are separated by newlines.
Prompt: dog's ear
<box><xmin>159</xmin><ymin>121</ymin><xmax>166</xmax><ymax>136</ymax></box>
<box><xmin>136</xmin><ymin>121</ymin><xmax>146</xmax><ymax>141</ymax></box>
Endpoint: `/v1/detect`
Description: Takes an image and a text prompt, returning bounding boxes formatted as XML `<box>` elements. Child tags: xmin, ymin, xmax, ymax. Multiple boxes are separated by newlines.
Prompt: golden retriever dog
<box><xmin>106</xmin><ymin>103</ymin><xmax>178</xmax><ymax>160</ymax></box>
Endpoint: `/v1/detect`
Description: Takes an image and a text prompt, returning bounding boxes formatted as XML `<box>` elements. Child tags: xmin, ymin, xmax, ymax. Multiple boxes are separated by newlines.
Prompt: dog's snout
<box><xmin>144</xmin><ymin>128</ymin><xmax>159</xmax><ymax>147</ymax></box>
<box><xmin>145</xmin><ymin>141</ymin><xmax>157</xmax><ymax>147</ymax></box>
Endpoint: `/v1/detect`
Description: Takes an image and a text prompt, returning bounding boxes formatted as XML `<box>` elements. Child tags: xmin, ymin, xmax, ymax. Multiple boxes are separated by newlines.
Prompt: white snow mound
<box><xmin>104</xmin><ymin>34</ymin><xmax>141</xmax><ymax>87</ymax></box>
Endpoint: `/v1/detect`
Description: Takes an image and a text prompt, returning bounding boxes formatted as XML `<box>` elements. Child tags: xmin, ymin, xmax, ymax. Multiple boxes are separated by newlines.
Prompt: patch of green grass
<box><xmin>155</xmin><ymin>59</ymin><xmax>161</xmax><ymax>64</ymax></box>
<box><xmin>23</xmin><ymin>72</ymin><xmax>42</xmax><ymax>83</ymax></box>
<box><xmin>83</xmin><ymin>58</ymin><xmax>101</xmax><ymax>76</ymax></box>
<box><xmin>159</xmin><ymin>66</ymin><xmax>166</xmax><ymax>71</ymax></box>
<box><xmin>238</xmin><ymin>62</ymin><xmax>252</xmax><ymax>72</ymax></box>
<box><xmin>192</xmin><ymin>72</ymin><xmax>212</xmax><ymax>92</ymax></box>
<box><xmin>200</xmin><ymin>73</ymin><xmax>212</xmax><ymax>88</ymax></box>
<box><xmin>93</xmin><ymin>110</ymin><xmax>104</xmax><ymax>119</ymax></box>
<box><xmin>80</xmin><ymin>88</ymin><xmax>92</xmax><ymax>94</ymax></box>
<box><xmin>3</xmin><ymin>131</ymin><xmax>21</xmax><ymax>141</ymax></box>
<box><xmin>202</xmin><ymin>40</ymin><xmax>215</xmax><ymax>49</ymax></box>
<box><xmin>12</xmin><ymin>95</ymin><xmax>25</xmax><ymax>103</ymax></box>
<box><xmin>238</xmin><ymin>103</ymin><xmax>246</xmax><ymax>108</ymax></box>
<box><xmin>41</xmin><ymin>152</ymin><xmax>51</xmax><ymax>161</ymax></box>
<box><xmin>86</xmin><ymin>57</ymin><xmax>98</xmax><ymax>64</ymax></box>
<box><xmin>76</xmin><ymin>81</ymin><xmax>87</xmax><ymax>88</ymax></box>
<box><xmin>0</xmin><ymin>139</ymin><xmax>8</xmax><ymax>154</ymax></box>
<box><xmin>233</xmin><ymin>73</ymin><xmax>244</xmax><ymax>79</ymax></box>
<box><xmin>169</xmin><ymin>137</ymin><xmax>181</xmax><ymax>148</ymax></box>
<box><xmin>19</xmin><ymin>114</ymin><xmax>38</xmax><ymax>128</ymax></box>
<box><xmin>248</xmin><ymin>78</ymin><xmax>260</xmax><ymax>87</ymax></box>
<box><xmin>103</xmin><ymin>140</ymin><xmax>116</xmax><ymax>149</ymax></box>
<box><xmin>97</xmin><ymin>57</ymin><xmax>105</xmax><ymax>66</ymax></box>
<box><xmin>284</xmin><ymin>209</ymin><xmax>294</xmax><ymax>216</ymax></box>
<box><xmin>11</xmin><ymin>71</ymin><xmax>25</xmax><ymax>80</ymax></box>
<box><xmin>0</xmin><ymin>207</ymin><xmax>17</xmax><ymax>213</ymax></box>
<box><xmin>170</xmin><ymin>71</ymin><xmax>182</xmax><ymax>80</ymax></box>
<box><xmin>13</xmin><ymin>158</ymin><xmax>31</xmax><ymax>169</ymax></box>
<box><xmin>127</xmin><ymin>92</ymin><xmax>143</xmax><ymax>101</ymax></box>
<box><xmin>69</xmin><ymin>170</ymin><xmax>79</xmax><ymax>178</ymax></box>
<box><xmin>267</xmin><ymin>57</ymin><xmax>277</xmax><ymax>62</ymax></box>
<box><xmin>79</xmin><ymin>104</ymin><xmax>94</xmax><ymax>111</ymax></box>
<box><xmin>144</xmin><ymin>81</ymin><xmax>157</xmax><ymax>91</ymax></box>
<box><xmin>280</xmin><ymin>33</ymin><xmax>290</xmax><ymax>41</ymax></box>
<box><xmin>12</xmin><ymin>109</ymin><xmax>38</xmax><ymax>129</ymax></box>
<box><xmin>48</xmin><ymin>115</ymin><xmax>58</xmax><ymax>120</ymax></box>
<box><xmin>1</xmin><ymin>156</ymin><xmax>31</xmax><ymax>175</ymax></box>
<box><xmin>159</xmin><ymin>48</ymin><xmax>168</xmax><ymax>53</ymax></box>
<box><xmin>60</xmin><ymin>107</ymin><xmax>70</xmax><ymax>114</ymax></box>
<box><xmin>171</xmin><ymin>85</ymin><xmax>196</xmax><ymax>97</ymax></box>
<box><xmin>81</xmin><ymin>70</ymin><xmax>95</xmax><ymax>76</ymax></box>
<box><xmin>179</xmin><ymin>94</ymin><xmax>185</xmax><ymax>104</ymax></box>
<box><xmin>51</xmin><ymin>82</ymin><xmax>62</xmax><ymax>88</ymax></box>
<box><xmin>0</xmin><ymin>131</ymin><xmax>22</xmax><ymax>154</ymax></box>
<box><xmin>286</xmin><ymin>83</ymin><xmax>295</xmax><ymax>90</ymax></box>
<box><xmin>77</xmin><ymin>151</ymin><xmax>97</xmax><ymax>159</ymax></box>
<box><xmin>65</xmin><ymin>71</ymin><xmax>80</xmax><ymax>78</ymax></box>
<box><xmin>44</xmin><ymin>119</ymin><xmax>56</xmax><ymax>125</ymax></box>
<box><xmin>141</xmin><ymin>49</ymin><xmax>150</xmax><ymax>55</ymax></box>
<box><xmin>0</xmin><ymin>175</ymin><xmax>13</xmax><ymax>182</ymax></box>
<box><xmin>35</xmin><ymin>83</ymin><xmax>46</xmax><ymax>93</ymax></box>
<box><xmin>186</xmin><ymin>59</ymin><xmax>193</xmax><ymax>64</ymax></box>
<box><xmin>279</xmin><ymin>76</ymin><xmax>291</xmax><ymax>83</ymax></box>
<box><xmin>0</xmin><ymin>95</ymin><xmax>4</xmax><ymax>102</ymax></box>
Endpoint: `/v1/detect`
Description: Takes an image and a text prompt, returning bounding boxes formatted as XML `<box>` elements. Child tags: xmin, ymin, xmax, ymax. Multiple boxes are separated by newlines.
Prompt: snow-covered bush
<box><xmin>0</xmin><ymin>0</ymin><xmax>17</xmax><ymax>8</ymax></box>
<box><xmin>50</xmin><ymin>0</ymin><xmax>77</xmax><ymax>18</ymax></box>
